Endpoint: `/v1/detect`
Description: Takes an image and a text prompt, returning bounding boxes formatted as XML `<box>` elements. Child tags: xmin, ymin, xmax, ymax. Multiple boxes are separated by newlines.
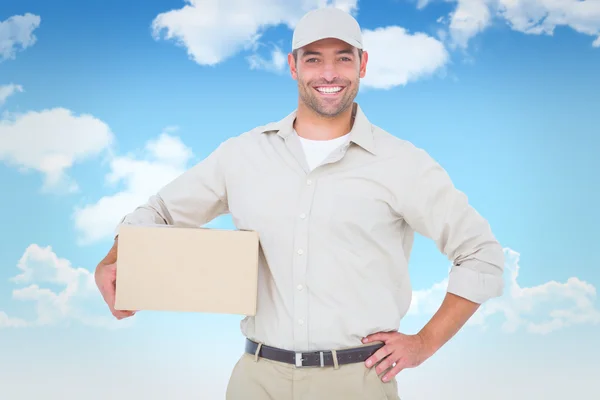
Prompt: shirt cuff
<box><xmin>446</xmin><ymin>261</ymin><xmax>504</xmax><ymax>304</ymax></box>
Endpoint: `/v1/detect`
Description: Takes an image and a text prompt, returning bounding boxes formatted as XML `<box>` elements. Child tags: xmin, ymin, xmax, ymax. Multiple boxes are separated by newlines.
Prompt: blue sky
<box><xmin>1</xmin><ymin>0</ymin><xmax>599</xmax><ymax>398</ymax></box>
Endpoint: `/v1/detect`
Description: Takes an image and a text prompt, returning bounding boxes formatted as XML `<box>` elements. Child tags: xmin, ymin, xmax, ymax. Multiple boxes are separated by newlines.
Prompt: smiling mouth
<box><xmin>314</xmin><ymin>86</ymin><xmax>345</xmax><ymax>96</ymax></box>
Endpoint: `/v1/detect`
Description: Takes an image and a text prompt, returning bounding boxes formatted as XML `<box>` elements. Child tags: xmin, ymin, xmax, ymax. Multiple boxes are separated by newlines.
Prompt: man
<box><xmin>95</xmin><ymin>7</ymin><xmax>505</xmax><ymax>400</ymax></box>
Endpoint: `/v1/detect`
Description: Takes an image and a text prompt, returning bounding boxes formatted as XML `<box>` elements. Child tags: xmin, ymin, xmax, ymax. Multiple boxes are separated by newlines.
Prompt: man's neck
<box><xmin>293</xmin><ymin>102</ymin><xmax>355</xmax><ymax>141</ymax></box>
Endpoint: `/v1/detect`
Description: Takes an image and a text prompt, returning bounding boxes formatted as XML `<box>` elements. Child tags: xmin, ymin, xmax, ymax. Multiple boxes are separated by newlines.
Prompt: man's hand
<box><xmin>362</xmin><ymin>331</ymin><xmax>432</xmax><ymax>382</ymax></box>
<box><xmin>95</xmin><ymin>261</ymin><xmax>136</xmax><ymax>320</ymax></box>
<box><xmin>363</xmin><ymin>292</ymin><xmax>481</xmax><ymax>382</ymax></box>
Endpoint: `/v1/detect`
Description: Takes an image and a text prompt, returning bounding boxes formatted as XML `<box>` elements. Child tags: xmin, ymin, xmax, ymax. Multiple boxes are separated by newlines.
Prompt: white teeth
<box><xmin>316</xmin><ymin>86</ymin><xmax>342</xmax><ymax>94</ymax></box>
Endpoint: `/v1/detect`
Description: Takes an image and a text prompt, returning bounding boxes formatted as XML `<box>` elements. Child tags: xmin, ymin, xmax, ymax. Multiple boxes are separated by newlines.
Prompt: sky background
<box><xmin>1</xmin><ymin>0</ymin><xmax>599</xmax><ymax>399</ymax></box>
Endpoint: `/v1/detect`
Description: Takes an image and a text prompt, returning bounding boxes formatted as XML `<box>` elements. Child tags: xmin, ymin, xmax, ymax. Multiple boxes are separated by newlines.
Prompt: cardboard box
<box><xmin>114</xmin><ymin>224</ymin><xmax>260</xmax><ymax>316</ymax></box>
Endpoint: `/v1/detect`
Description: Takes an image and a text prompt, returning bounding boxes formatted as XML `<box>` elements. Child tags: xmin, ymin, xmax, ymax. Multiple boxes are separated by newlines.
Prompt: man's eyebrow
<box><xmin>302</xmin><ymin>50</ymin><xmax>322</xmax><ymax>57</ymax></box>
<box><xmin>301</xmin><ymin>49</ymin><xmax>355</xmax><ymax>57</ymax></box>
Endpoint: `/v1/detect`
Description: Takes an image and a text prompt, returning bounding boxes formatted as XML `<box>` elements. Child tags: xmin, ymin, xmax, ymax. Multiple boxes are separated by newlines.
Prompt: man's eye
<box><xmin>340</xmin><ymin>57</ymin><xmax>351</xmax><ymax>61</ymax></box>
<box><xmin>306</xmin><ymin>58</ymin><xmax>318</xmax><ymax>63</ymax></box>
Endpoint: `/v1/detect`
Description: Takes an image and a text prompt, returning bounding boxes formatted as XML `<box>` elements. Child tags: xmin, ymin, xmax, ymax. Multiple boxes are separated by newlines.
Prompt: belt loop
<box><xmin>254</xmin><ymin>343</ymin><xmax>263</xmax><ymax>362</ymax></box>
<box><xmin>331</xmin><ymin>349</ymin><xmax>339</xmax><ymax>370</ymax></box>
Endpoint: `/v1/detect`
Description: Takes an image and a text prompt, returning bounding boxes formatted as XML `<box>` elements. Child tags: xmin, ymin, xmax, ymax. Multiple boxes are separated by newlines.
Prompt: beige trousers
<box><xmin>225</xmin><ymin>343</ymin><xmax>401</xmax><ymax>400</ymax></box>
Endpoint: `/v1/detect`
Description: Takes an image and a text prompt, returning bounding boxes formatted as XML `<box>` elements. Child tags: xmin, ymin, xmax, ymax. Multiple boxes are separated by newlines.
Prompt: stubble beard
<box><xmin>298</xmin><ymin>77</ymin><xmax>359</xmax><ymax>118</ymax></box>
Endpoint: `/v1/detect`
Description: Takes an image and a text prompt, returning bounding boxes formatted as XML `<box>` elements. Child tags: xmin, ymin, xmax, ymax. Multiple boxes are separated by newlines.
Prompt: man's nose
<box><xmin>320</xmin><ymin>62</ymin><xmax>339</xmax><ymax>81</ymax></box>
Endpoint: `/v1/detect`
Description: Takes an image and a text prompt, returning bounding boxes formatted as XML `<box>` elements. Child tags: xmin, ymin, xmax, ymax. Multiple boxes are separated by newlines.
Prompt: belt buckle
<box><xmin>295</xmin><ymin>351</ymin><xmax>326</xmax><ymax>367</ymax></box>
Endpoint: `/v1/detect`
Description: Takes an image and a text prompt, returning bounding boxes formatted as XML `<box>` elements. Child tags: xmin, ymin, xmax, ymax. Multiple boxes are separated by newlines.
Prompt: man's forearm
<box><xmin>417</xmin><ymin>292</ymin><xmax>480</xmax><ymax>357</ymax></box>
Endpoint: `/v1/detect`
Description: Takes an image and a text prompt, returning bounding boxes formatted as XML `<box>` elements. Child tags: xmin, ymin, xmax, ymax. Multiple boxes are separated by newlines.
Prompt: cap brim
<box><xmin>292</xmin><ymin>34</ymin><xmax>363</xmax><ymax>51</ymax></box>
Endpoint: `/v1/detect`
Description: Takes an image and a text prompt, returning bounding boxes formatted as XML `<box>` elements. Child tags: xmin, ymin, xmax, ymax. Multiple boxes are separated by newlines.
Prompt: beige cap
<box><xmin>292</xmin><ymin>7</ymin><xmax>363</xmax><ymax>51</ymax></box>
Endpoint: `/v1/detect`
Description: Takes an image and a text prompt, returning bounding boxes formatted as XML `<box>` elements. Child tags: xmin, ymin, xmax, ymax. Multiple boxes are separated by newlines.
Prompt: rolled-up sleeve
<box><xmin>114</xmin><ymin>139</ymin><xmax>231</xmax><ymax>236</ymax></box>
<box><xmin>402</xmin><ymin>148</ymin><xmax>505</xmax><ymax>304</ymax></box>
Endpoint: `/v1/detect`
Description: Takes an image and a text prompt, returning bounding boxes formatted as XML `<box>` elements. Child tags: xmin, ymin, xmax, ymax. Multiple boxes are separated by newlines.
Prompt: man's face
<box><xmin>289</xmin><ymin>38</ymin><xmax>368</xmax><ymax>118</ymax></box>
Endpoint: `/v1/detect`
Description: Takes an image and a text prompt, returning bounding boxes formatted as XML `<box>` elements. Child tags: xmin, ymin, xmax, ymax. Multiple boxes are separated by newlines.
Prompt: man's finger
<box><xmin>112</xmin><ymin>309</ymin><xmax>135</xmax><ymax>319</ymax></box>
<box><xmin>374</xmin><ymin>352</ymin><xmax>398</xmax><ymax>375</ymax></box>
<box><xmin>101</xmin><ymin>275</ymin><xmax>125</xmax><ymax>318</ymax></box>
<box><xmin>102</xmin><ymin>280</ymin><xmax>116</xmax><ymax>305</ymax></box>
<box><xmin>365</xmin><ymin>343</ymin><xmax>392</xmax><ymax>368</ymax></box>
<box><xmin>362</xmin><ymin>331</ymin><xmax>391</xmax><ymax>344</ymax></box>
<box><xmin>382</xmin><ymin>358</ymin><xmax>405</xmax><ymax>382</ymax></box>
<box><xmin>98</xmin><ymin>283</ymin><xmax>114</xmax><ymax>310</ymax></box>
<box><xmin>108</xmin><ymin>285</ymin><xmax>136</xmax><ymax>318</ymax></box>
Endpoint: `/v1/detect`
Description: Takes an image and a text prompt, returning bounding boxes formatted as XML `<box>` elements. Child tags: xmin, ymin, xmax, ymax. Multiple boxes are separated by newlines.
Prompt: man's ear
<box><xmin>288</xmin><ymin>52</ymin><xmax>298</xmax><ymax>80</ymax></box>
<box><xmin>359</xmin><ymin>50</ymin><xmax>368</xmax><ymax>79</ymax></box>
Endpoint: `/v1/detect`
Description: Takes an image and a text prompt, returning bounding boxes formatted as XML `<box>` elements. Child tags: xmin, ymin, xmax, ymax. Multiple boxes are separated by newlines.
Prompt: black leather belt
<box><xmin>245</xmin><ymin>338</ymin><xmax>384</xmax><ymax>368</ymax></box>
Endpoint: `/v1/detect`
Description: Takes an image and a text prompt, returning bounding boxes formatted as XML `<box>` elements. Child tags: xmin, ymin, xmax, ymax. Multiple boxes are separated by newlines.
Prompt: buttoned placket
<box><xmin>292</xmin><ymin>174</ymin><xmax>313</xmax><ymax>350</ymax></box>
<box><xmin>279</xmin><ymin>133</ymin><xmax>310</xmax><ymax>351</ymax></box>
<box><xmin>282</xmin><ymin>134</ymin><xmax>354</xmax><ymax>351</ymax></box>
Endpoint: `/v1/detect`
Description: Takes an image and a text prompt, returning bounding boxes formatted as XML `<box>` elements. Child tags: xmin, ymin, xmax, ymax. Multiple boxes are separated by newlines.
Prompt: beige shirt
<box><xmin>116</xmin><ymin>103</ymin><xmax>505</xmax><ymax>352</ymax></box>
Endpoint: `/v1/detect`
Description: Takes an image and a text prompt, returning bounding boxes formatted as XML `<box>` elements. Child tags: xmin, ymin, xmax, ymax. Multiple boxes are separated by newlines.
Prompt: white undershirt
<box><xmin>295</xmin><ymin>131</ymin><xmax>351</xmax><ymax>171</ymax></box>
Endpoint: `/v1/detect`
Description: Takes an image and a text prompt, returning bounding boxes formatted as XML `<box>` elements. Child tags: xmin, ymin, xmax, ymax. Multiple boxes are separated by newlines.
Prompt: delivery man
<box><xmin>94</xmin><ymin>7</ymin><xmax>505</xmax><ymax>400</ymax></box>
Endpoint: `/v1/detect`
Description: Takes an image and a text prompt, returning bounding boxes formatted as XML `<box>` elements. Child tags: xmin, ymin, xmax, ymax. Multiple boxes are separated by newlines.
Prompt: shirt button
<box><xmin>297</xmin><ymin>284</ymin><xmax>303</xmax><ymax>291</ymax></box>
<box><xmin>297</xmin><ymin>249</ymin><xmax>304</xmax><ymax>255</ymax></box>
<box><xmin>298</xmin><ymin>319</ymin><xmax>304</xmax><ymax>325</ymax></box>
<box><xmin>299</xmin><ymin>213</ymin><xmax>306</xmax><ymax>219</ymax></box>
<box><xmin>306</xmin><ymin>179</ymin><xmax>312</xmax><ymax>185</ymax></box>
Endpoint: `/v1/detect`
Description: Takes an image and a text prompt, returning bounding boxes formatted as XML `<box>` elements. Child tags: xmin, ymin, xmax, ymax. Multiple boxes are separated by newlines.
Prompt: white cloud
<box><xmin>432</xmin><ymin>0</ymin><xmax>600</xmax><ymax>49</ymax></box>
<box><xmin>0</xmin><ymin>311</ymin><xmax>28</xmax><ymax>328</ymax></box>
<box><xmin>416</xmin><ymin>0</ymin><xmax>433</xmax><ymax>9</ymax></box>
<box><xmin>448</xmin><ymin>0</ymin><xmax>491</xmax><ymax>49</ymax></box>
<box><xmin>408</xmin><ymin>247</ymin><xmax>600</xmax><ymax>334</ymax></box>
<box><xmin>0</xmin><ymin>13</ymin><xmax>41</xmax><ymax>62</ymax></box>
<box><xmin>0</xmin><ymin>84</ymin><xmax>23</xmax><ymax>106</ymax></box>
<box><xmin>0</xmin><ymin>107</ymin><xmax>114</xmax><ymax>193</ymax></box>
<box><xmin>151</xmin><ymin>0</ymin><xmax>357</xmax><ymax>66</ymax></box>
<box><xmin>330</xmin><ymin>0</ymin><xmax>359</xmax><ymax>14</ymax></box>
<box><xmin>72</xmin><ymin>130</ymin><xmax>193</xmax><ymax>245</ymax></box>
<box><xmin>0</xmin><ymin>244</ymin><xmax>127</xmax><ymax>329</ymax></box>
<box><xmin>498</xmin><ymin>0</ymin><xmax>600</xmax><ymax>40</ymax></box>
<box><xmin>361</xmin><ymin>26</ymin><xmax>450</xmax><ymax>89</ymax></box>
<box><xmin>247</xmin><ymin>45</ymin><xmax>287</xmax><ymax>73</ymax></box>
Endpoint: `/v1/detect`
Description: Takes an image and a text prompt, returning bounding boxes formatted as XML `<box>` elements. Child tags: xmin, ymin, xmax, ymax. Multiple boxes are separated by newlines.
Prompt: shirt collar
<box><xmin>260</xmin><ymin>102</ymin><xmax>376</xmax><ymax>155</ymax></box>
